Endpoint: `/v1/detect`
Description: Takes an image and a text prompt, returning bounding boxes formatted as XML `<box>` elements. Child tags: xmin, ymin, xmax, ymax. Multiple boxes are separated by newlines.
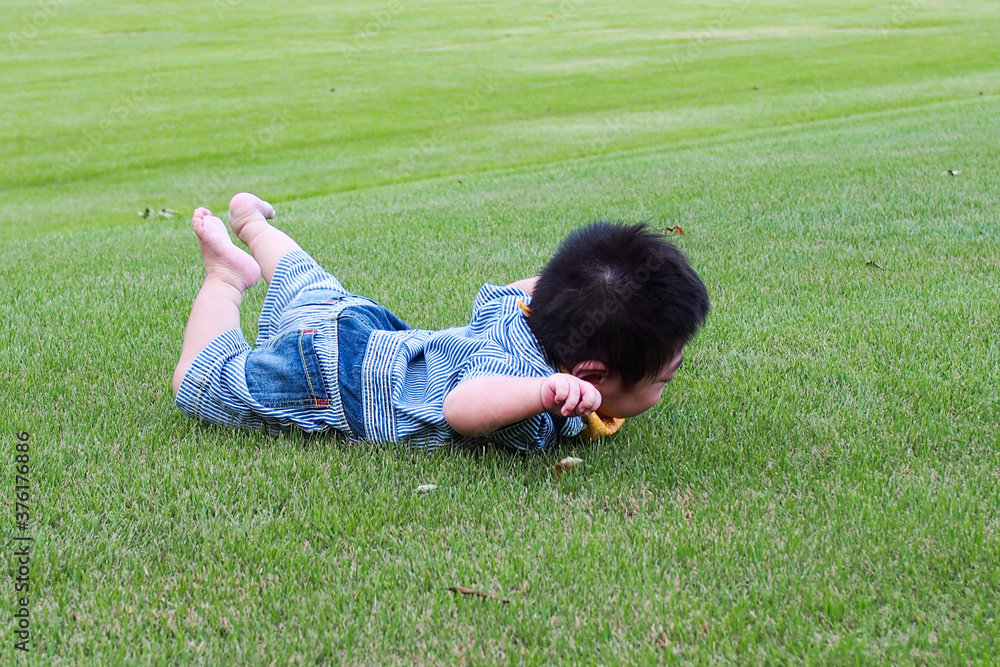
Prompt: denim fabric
<box><xmin>177</xmin><ymin>256</ymin><xmax>362</xmax><ymax>437</ymax></box>
<box><xmin>337</xmin><ymin>303</ymin><xmax>409</xmax><ymax>437</ymax></box>
<box><xmin>245</xmin><ymin>327</ymin><xmax>330</xmax><ymax>409</ymax></box>
<box><xmin>242</xmin><ymin>285</ymin><xmax>410</xmax><ymax>437</ymax></box>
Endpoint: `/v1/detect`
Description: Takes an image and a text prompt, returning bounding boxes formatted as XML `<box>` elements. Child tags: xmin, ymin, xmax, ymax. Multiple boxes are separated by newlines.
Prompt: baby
<box><xmin>173</xmin><ymin>193</ymin><xmax>709</xmax><ymax>451</ymax></box>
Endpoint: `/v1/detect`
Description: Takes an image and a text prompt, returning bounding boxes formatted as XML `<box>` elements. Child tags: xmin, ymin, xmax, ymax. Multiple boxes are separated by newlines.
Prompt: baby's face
<box><xmin>595</xmin><ymin>351</ymin><xmax>684</xmax><ymax>418</ymax></box>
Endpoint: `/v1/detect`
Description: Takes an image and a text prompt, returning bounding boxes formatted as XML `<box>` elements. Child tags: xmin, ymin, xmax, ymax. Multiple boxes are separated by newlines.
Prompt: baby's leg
<box><xmin>227</xmin><ymin>192</ymin><xmax>302</xmax><ymax>285</ymax></box>
<box><xmin>172</xmin><ymin>208</ymin><xmax>261</xmax><ymax>396</ymax></box>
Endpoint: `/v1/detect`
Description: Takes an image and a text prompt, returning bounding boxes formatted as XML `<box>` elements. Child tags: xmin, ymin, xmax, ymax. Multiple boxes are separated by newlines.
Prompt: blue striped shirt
<box><xmin>359</xmin><ymin>282</ymin><xmax>585</xmax><ymax>450</ymax></box>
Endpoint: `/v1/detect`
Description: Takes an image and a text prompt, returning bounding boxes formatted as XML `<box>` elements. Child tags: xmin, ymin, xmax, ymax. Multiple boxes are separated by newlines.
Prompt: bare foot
<box><xmin>227</xmin><ymin>192</ymin><xmax>276</xmax><ymax>242</ymax></box>
<box><xmin>192</xmin><ymin>207</ymin><xmax>261</xmax><ymax>291</ymax></box>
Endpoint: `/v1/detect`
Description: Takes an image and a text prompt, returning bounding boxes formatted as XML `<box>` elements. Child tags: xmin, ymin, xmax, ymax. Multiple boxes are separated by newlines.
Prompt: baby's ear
<box><xmin>570</xmin><ymin>360</ymin><xmax>608</xmax><ymax>385</ymax></box>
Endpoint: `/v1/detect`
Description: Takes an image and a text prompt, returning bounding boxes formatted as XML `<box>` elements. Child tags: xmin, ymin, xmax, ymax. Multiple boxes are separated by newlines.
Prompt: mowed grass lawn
<box><xmin>2</xmin><ymin>0</ymin><xmax>1000</xmax><ymax>663</ymax></box>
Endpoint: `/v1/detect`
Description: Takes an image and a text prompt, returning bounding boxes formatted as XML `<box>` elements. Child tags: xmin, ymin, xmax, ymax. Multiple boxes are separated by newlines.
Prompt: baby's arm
<box><xmin>443</xmin><ymin>373</ymin><xmax>601</xmax><ymax>438</ymax></box>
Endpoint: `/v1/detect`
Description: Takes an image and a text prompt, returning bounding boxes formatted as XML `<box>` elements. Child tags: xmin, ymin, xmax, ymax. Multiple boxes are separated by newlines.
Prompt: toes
<box><xmin>193</xmin><ymin>214</ymin><xmax>225</xmax><ymax>241</ymax></box>
<box><xmin>260</xmin><ymin>199</ymin><xmax>275</xmax><ymax>219</ymax></box>
<box><xmin>204</xmin><ymin>215</ymin><xmax>226</xmax><ymax>232</ymax></box>
<box><xmin>192</xmin><ymin>208</ymin><xmax>213</xmax><ymax>232</ymax></box>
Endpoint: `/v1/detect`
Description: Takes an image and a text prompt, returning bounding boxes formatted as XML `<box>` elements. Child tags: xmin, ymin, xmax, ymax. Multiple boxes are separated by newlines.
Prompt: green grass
<box><xmin>4</xmin><ymin>0</ymin><xmax>999</xmax><ymax>237</ymax></box>
<box><xmin>3</xmin><ymin>0</ymin><xmax>1000</xmax><ymax>663</ymax></box>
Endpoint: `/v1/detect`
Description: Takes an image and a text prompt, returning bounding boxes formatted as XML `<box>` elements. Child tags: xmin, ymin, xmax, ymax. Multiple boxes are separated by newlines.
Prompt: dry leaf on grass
<box><xmin>138</xmin><ymin>207</ymin><xmax>179</xmax><ymax>218</ymax></box>
<box><xmin>448</xmin><ymin>586</ymin><xmax>509</xmax><ymax>604</ymax></box>
<box><xmin>554</xmin><ymin>456</ymin><xmax>583</xmax><ymax>483</ymax></box>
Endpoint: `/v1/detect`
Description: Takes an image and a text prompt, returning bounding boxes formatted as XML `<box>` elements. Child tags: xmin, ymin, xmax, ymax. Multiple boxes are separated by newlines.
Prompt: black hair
<box><xmin>526</xmin><ymin>221</ymin><xmax>709</xmax><ymax>387</ymax></box>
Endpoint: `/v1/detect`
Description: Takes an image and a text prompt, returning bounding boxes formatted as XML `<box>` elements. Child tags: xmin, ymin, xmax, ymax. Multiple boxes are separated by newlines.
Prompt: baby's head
<box><xmin>527</xmin><ymin>221</ymin><xmax>709</xmax><ymax>417</ymax></box>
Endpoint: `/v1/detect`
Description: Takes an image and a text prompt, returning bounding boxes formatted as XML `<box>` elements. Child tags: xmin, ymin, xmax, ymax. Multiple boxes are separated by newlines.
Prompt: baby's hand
<box><xmin>540</xmin><ymin>373</ymin><xmax>602</xmax><ymax>418</ymax></box>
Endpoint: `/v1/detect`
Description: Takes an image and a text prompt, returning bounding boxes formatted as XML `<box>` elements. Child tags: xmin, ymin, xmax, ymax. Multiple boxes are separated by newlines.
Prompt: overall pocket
<box><xmin>245</xmin><ymin>328</ymin><xmax>331</xmax><ymax>409</ymax></box>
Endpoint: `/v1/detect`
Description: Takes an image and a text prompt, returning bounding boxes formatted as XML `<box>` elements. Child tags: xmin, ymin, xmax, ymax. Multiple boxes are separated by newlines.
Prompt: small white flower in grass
<box><xmin>415</xmin><ymin>484</ymin><xmax>438</xmax><ymax>494</ymax></box>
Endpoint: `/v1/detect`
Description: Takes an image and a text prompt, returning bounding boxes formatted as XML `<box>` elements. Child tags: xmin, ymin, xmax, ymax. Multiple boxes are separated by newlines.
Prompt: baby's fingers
<box><xmin>541</xmin><ymin>375</ymin><xmax>570</xmax><ymax>412</ymax></box>
<box><xmin>560</xmin><ymin>381</ymin><xmax>582</xmax><ymax>416</ymax></box>
<box><xmin>577</xmin><ymin>386</ymin><xmax>602</xmax><ymax>415</ymax></box>
<box><xmin>552</xmin><ymin>376</ymin><xmax>569</xmax><ymax>405</ymax></box>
